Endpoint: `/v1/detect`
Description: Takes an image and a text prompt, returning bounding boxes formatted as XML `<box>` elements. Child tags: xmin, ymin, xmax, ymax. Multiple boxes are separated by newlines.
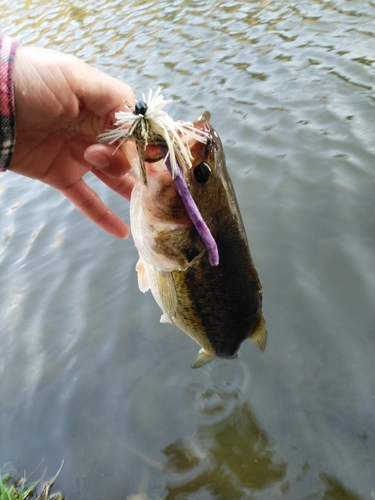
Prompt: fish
<box><xmin>129</xmin><ymin>110</ymin><xmax>267</xmax><ymax>368</ymax></box>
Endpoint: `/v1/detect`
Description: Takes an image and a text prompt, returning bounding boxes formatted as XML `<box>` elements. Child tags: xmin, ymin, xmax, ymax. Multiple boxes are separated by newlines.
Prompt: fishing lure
<box><xmin>98</xmin><ymin>89</ymin><xmax>219</xmax><ymax>266</ymax></box>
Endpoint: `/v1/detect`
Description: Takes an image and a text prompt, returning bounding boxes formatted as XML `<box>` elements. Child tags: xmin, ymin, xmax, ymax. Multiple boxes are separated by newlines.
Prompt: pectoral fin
<box><xmin>154</xmin><ymin>227</ymin><xmax>205</xmax><ymax>270</ymax></box>
<box><xmin>191</xmin><ymin>349</ymin><xmax>215</xmax><ymax>369</ymax></box>
<box><xmin>136</xmin><ymin>258</ymin><xmax>150</xmax><ymax>293</ymax></box>
<box><xmin>249</xmin><ymin>314</ymin><xmax>267</xmax><ymax>352</ymax></box>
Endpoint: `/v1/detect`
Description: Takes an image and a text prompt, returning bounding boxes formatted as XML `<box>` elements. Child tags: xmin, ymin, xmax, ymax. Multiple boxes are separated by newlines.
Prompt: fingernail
<box><xmin>84</xmin><ymin>151</ymin><xmax>109</xmax><ymax>168</ymax></box>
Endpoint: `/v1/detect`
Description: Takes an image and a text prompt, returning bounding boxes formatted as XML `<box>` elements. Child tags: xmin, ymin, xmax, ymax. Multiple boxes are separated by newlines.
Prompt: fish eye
<box><xmin>194</xmin><ymin>162</ymin><xmax>211</xmax><ymax>184</ymax></box>
<box><xmin>134</xmin><ymin>100</ymin><xmax>148</xmax><ymax>116</ymax></box>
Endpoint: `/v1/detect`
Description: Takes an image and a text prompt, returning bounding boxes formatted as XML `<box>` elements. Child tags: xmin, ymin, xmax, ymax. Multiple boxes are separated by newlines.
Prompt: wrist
<box><xmin>0</xmin><ymin>34</ymin><xmax>18</xmax><ymax>172</ymax></box>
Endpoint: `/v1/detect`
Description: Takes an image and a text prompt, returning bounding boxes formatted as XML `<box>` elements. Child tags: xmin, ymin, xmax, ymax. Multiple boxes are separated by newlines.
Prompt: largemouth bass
<box><xmin>130</xmin><ymin>111</ymin><xmax>267</xmax><ymax>368</ymax></box>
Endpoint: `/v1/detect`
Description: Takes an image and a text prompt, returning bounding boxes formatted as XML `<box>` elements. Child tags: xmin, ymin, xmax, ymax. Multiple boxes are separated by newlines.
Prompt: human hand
<box><xmin>9</xmin><ymin>45</ymin><xmax>136</xmax><ymax>238</ymax></box>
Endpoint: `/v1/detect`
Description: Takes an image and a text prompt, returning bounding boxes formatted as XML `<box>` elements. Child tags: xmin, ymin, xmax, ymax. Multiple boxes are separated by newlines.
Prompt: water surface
<box><xmin>1</xmin><ymin>0</ymin><xmax>375</xmax><ymax>498</ymax></box>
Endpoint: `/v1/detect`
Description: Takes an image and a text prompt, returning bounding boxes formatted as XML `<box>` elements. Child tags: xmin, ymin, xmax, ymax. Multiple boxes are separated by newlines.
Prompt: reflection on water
<box><xmin>83</xmin><ymin>391</ymin><xmax>367</xmax><ymax>500</ymax></box>
<box><xmin>1</xmin><ymin>0</ymin><xmax>375</xmax><ymax>498</ymax></box>
<box><xmin>162</xmin><ymin>402</ymin><xmax>287</xmax><ymax>499</ymax></box>
<box><xmin>162</xmin><ymin>405</ymin><xmax>367</xmax><ymax>500</ymax></box>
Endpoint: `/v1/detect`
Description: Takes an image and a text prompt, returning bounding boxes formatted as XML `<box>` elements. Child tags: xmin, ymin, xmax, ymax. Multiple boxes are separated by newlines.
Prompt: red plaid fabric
<box><xmin>0</xmin><ymin>34</ymin><xmax>17</xmax><ymax>172</ymax></box>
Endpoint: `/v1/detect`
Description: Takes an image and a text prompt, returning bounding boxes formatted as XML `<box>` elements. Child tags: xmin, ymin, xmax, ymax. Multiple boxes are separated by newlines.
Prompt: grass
<box><xmin>0</xmin><ymin>465</ymin><xmax>64</xmax><ymax>500</ymax></box>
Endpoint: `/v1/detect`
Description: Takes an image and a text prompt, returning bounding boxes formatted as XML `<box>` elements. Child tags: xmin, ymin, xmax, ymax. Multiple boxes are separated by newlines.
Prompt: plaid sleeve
<box><xmin>0</xmin><ymin>34</ymin><xmax>17</xmax><ymax>172</ymax></box>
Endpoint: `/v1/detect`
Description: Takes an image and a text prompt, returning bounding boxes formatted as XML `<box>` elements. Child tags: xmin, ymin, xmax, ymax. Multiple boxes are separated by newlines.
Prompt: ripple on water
<box><xmin>188</xmin><ymin>359</ymin><xmax>251</xmax><ymax>425</ymax></box>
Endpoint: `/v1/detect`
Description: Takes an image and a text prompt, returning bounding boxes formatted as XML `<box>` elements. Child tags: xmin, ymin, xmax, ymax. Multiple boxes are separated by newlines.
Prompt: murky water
<box><xmin>1</xmin><ymin>0</ymin><xmax>375</xmax><ymax>498</ymax></box>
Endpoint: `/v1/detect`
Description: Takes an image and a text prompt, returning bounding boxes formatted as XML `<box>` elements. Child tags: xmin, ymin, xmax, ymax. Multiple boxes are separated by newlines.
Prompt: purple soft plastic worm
<box><xmin>160</xmin><ymin>146</ymin><xmax>219</xmax><ymax>267</ymax></box>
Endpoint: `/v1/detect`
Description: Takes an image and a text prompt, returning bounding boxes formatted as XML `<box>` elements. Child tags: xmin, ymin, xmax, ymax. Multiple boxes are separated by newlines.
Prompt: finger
<box><xmin>92</xmin><ymin>169</ymin><xmax>135</xmax><ymax>201</ymax></box>
<box><xmin>72</xmin><ymin>62</ymin><xmax>136</xmax><ymax>118</ymax></box>
<box><xmin>59</xmin><ymin>178</ymin><xmax>130</xmax><ymax>238</ymax></box>
<box><xmin>84</xmin><ymin>144</ymin><xmax>132</xmax><ymax>177</ymax></box>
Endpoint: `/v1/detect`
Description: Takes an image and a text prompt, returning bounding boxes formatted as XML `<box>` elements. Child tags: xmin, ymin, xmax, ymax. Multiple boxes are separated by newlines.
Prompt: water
<box><xmin>1</xmin><ymin>0</ymin><xmax>374</xmax><ymax>498</ymax></box>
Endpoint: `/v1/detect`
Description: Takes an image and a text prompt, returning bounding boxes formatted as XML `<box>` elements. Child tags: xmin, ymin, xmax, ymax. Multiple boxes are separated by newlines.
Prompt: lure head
<box><xmin>134</xmin><ymin>100</ymin><xmax>148</xmax><ymax>116</ymax></box>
